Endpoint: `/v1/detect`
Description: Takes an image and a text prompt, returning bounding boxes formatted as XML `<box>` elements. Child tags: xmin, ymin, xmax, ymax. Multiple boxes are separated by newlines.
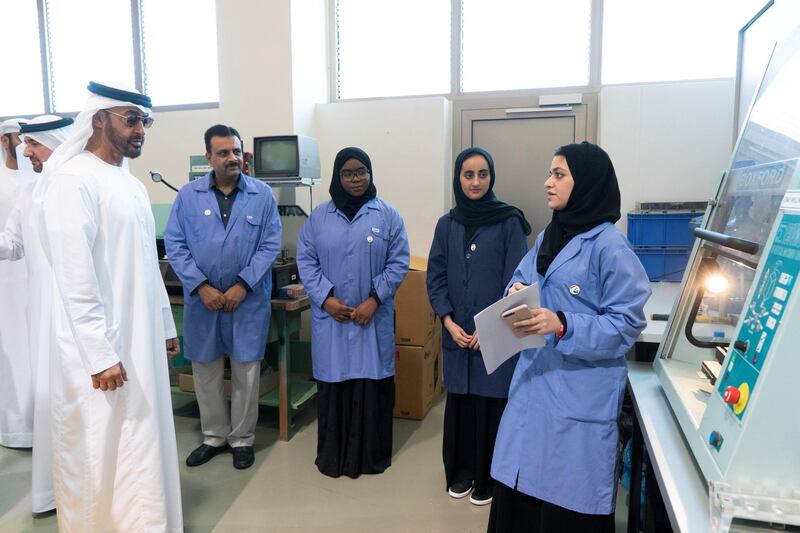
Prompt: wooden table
<box><xmin>269</xmin><ymin>296</ymin><xmax>314</xmax><ymax>440</ymax></box>
<box><xmin>168</xmin><ymin>294</ymin><xmax>315</xmax><ymax>441</ymax></box>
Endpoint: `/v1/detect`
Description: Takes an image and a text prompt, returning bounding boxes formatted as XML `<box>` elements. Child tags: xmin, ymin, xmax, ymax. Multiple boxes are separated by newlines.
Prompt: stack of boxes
<box><xmin>393</xmin><ymin>256</ymin><xmax>444</xmax><ymax>420</ymax></box>
<box><xmin>628</xmin><ymin>201</ymin><xmax>706</xmax><ymax>282</ymax></box>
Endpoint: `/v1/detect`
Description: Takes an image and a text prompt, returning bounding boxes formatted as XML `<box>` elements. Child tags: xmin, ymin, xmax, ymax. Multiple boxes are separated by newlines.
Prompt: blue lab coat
<box><xmin>164</xmin><ymin>172</ymin><xmax>282</xmax><ymax>363</ymax></box>
<box><xmin>426</xmin><ymin>215</ymin><xmax>528</xmax><ymax>397</ymax></box>
<box><xmin>296</xmin><ymin>198</ymin><xmax>409</xmax><ymax>383</ymax></box>
<box><xmin>490</xmin><ymin>222</ymin><xmax>651</xmax><ymax>515</ymax></box>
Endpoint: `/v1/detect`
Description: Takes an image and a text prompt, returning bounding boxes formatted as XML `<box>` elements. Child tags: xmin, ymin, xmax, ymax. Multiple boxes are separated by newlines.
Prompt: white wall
<box><xmin>599</xmin><ymin>79</ymin><xmax>736</xmax><ymax>232</ymax></box>
<box><xmin>315</xmin><ymin>97</ymin><xmax>452</xmax><ymax>257</ymax></box>
<box><xmin>290</xmin><ymin>0</ymin><xmax>329</xmax><ymax>138</ymax></box>
<box><xmin>130</xmin><ymin>0</ymin><xmax>295</xmax><ymax>204</ymax></box>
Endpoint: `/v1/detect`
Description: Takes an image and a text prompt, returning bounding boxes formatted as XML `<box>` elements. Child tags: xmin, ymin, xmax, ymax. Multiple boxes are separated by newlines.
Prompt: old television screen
<box><xmin>254</xmin><ymin>136</ymin><xmax>298</xmax><ymax>177</ymax></box>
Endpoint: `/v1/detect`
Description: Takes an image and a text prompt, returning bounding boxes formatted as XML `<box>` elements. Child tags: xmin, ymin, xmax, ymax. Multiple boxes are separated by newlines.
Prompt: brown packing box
<box><xmin>436</xmin><ymin>330</ymin><xmax>444</xmax><ymax>396</ymax></box>
<box><xmin>178</xmin><ymin>364</ymin><xmax>278</xmax><ymax>398</ymax></box>
<box><xmin>395</xmin><ymin>256</ymin><xmax>437</xmax><ymax>346</ymax></box>
<box><xmin>394</xmin><ymin>326</ymin><xmax>443</xmax><ymax>420</ymax></box>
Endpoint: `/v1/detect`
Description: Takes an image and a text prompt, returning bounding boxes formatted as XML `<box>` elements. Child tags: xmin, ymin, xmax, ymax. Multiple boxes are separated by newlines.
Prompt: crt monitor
<box><xmin>252</xmin><ymin>134</ymin><xmax>320</xmax><ymax>185</ymax></box>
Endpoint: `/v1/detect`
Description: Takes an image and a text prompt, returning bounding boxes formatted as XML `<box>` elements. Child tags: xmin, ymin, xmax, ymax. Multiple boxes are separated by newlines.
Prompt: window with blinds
<box><xmin>0</xmin><ymin>0</ymin><xmax>219</xmax><ymax>116</ymax></box>
<box><xmin>335</xmin><ymin>0</ymin><xmax>451</xmax><ymax>99</ymax></box>
<box><xmin>460</xmin><ymin>0</ymin><xmax>592</xmax><ymax>93</ymax></box>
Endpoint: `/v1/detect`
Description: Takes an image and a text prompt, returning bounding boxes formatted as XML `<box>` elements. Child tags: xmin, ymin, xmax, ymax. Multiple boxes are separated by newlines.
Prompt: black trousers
<box><xmin>315</xmin><ymin>376</ymin><xmax>394</xmax><ymax>478</ymax></box>
<box><xmin>488</xmin><ymin>481</ymin><xmax>615</xmax><ymax>533</ymax></box>
<box><xmin>443</xmin><ymin>391</ymin><xmax>507</xmax><ymax>494</ymax></box>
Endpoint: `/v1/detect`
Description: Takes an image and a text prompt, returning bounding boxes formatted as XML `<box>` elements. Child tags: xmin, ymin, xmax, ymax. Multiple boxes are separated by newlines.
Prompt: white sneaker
<box><xmin>448</xmin><ymin>480</ymin><xmax>473</xmax><ymax>499</ymax></box>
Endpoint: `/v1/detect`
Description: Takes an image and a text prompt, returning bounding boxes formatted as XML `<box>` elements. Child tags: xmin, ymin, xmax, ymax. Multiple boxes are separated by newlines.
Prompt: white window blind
<box><xmin>336</xmin><ymin>0</ymin><xmax>451</xmax><ymax>99</ymax></box>
<box><xmin>46</xmin><ymin>0</ymin><xmax>136</xmax><ymax>112</ymax></box>
<box><xmin>1</xmin><ymin>0</ymin><xmax>45</xmax><ymax>116</ymax></box>
<box><xmin>602</xmin><ymin>0</ymin><xmax>769</xmax><ymax>85</ymax></box>
<box><xmin>461</xmin><ymin>0</ymin><xmax>592</xmax><ymax>93</ymax></box>
<box><xmin>140</xmin><ymin>0</ymin><xmax>219</xmax><ymax>106</ymax></box>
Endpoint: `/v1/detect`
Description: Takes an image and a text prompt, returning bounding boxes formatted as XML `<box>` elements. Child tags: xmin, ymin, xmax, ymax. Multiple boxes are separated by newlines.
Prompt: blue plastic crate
<box><xmin>627</xmin><ymin>212</ymin><xmax>698</xmax><ymax>247</ymax></box>
<box><xmin>634</xmin><ymin>247</ymin><xmax>690</xmax><ymax>282</ymax></box>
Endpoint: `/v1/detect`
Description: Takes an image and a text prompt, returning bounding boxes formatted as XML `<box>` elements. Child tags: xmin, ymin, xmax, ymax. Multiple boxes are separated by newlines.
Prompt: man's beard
<box><xmin>108</xmin><ymin>127</ymin><xmax>144</xmax><ymax>159</ymax></box>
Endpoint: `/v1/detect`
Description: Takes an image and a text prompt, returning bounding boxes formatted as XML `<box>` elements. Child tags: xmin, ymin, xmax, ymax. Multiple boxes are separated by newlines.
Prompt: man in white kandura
<box><xmin>35</xmin><ymin>81</ymin><xmax>183</xmax><ymax>532</ymax></box>
<box><xmin>0</xmin><ymin>117</ymin><xmax>32</xmax><ymax>450</ymax></box>
<box><xmin>0</xmin><ymin>115</ymin><xmax>74</xmax><ymax>515</ymax></box>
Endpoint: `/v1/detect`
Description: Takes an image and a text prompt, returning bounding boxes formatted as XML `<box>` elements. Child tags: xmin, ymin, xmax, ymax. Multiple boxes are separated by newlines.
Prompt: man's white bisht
<box><xmin>34</xmin><ymin>83</ymin><xmax>183</xmax><ymax>532</ymax></box>
<box><xmin>1</xmin><ymin>115</ymin><xmax>75</xmax><ymax>513</ymax></box>
<box><xmin>0</xmin><ymin>118</ymin><xmax>33</xmax><ymax>449</ymax></box>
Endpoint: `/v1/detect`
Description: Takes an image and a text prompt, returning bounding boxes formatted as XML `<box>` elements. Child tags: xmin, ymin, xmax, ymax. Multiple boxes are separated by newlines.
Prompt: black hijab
<box><xmin>536</xmin><ymin>142</ymin><xmax>621</xmax><ymax>276</ymax></box>
<box><xmin>329</xmin><ymin>147</ymin><xmax>377</xmax><ymax>221</ymax></box>
<box><xmin>450</xmin><ymin>147</ymin><xmax>531</xmax><ymax>243</ymax></box>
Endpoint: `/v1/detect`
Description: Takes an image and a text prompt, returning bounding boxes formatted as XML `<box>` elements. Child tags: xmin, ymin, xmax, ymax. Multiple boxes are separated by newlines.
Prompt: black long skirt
<box><xmin>487</xmin><ymin>481</ymin><xmax>615</xmax><ymax>533</ymax></box>
<box><xmin>443</xmin><ymin>392</ymin><xmax>507</xmax><ymax>495</ymax></box>
<box><xmin>315</xmin><ymin>376</ymin><xmax>394</xmax><ymax>478</ymax></box>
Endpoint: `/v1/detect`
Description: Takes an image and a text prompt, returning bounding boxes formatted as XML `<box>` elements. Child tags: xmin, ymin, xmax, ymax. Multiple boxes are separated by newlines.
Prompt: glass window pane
<box><xmin>47</xmin><ymin>0</ymin><xmax>136</xmax><ymax>113</ymax></box>
<box><xmin>461</xmin><ymin>0</ymin><xmax>591</xmax><ymax>93</ymax></box>
<box><xmin>140</xmin><ymin>0</ymin><xmax>219</xmax><ymax>106</ymax></box>
<box><xmin>336</xmin><ymin>0</ymin><xmax>450</xmax><ymax>99</ymax></box>
<box><xmin>602</xmin><ymin>0</ymin><xmax>768</xmax><ymax>85</ymax></box>
<box><xmin>0</xmin><ymin>0</ymin><xmax>45</xmax><ymax>116</ymax></box>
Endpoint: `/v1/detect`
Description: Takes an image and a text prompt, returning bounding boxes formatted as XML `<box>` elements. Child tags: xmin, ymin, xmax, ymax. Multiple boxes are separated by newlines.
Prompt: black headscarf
<box><xmin>536</xmin><ymin>141</ymin><xmax>621</xmax><ymax>276</ymax></box>
<box><xmin>329</xmin><ymin>147</ymin><xmax>377</xmax><ymax>221</ymax></box>
<box><xmin>450</xmin><ymin>147</ymin><xmax>531</xmax><ymax>243</ymax></box>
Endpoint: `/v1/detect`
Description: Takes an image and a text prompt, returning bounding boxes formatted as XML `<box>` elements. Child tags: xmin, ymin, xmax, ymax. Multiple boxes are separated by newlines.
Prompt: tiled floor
<box><xmin>0</xmin><ymin>394</ymin><xmax>629</xmax><ymax>532</ymax></box>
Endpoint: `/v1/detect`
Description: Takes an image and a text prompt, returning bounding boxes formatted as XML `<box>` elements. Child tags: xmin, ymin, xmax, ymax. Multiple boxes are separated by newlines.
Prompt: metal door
<box><xmin>461</xmin><ymin>106</ymin><xmax>590</xmax><ymax>244</ymax></box>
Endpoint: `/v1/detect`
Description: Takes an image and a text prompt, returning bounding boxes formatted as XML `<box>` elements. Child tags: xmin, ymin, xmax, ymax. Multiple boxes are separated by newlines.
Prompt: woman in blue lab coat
<box><xmin>487</xmin><ymin>142</ymin><xmax>651</xmax><ymax>532</ymax></box>
<box><xmin>427</xmin><ymin>147</ymin><xmax>530</xmax><ymax>506</ymax></box>
<box><xmin>296</xmin><ymin>147</ymin><xmax>409</xmax><ymax>478</ymax></box>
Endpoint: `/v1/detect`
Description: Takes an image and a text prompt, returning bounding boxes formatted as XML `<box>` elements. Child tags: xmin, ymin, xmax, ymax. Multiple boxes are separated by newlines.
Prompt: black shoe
<box><xmin>32</xmin><ymin>508</ymin><xmax>57</xmax><ymax>519</ymax></box>
<box><xmin>469</xmin><ymin>489</ymin><xmax>493</xmax><ymax>506</ymax></box>
<box><xmin>448</xmin><ymin>479</ymin><xmax>473</xmax><ymax>499</ymax></box>
<box><xmin>186</xmin><ymin>443</ymin><xmax>229</xmax><ymax>467</ymax></box>
<box><xmin>232</xmin><ymin>446</ymin><xmax>255</xmax><ymax>469</ymax></box>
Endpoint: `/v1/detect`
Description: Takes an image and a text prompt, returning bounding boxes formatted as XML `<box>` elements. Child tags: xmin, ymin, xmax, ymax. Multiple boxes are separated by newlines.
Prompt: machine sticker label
<box><xmin>780</xmin><ymin>189</ymin><xmax>800</xmax><ymax>211</ymax></box>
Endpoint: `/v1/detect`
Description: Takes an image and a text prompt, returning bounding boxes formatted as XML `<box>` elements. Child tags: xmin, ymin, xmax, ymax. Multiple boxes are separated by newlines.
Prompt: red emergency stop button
<box><xmin>723</xmin><ymin>386</ymin><xmax>740</xmax><ymax>404</ymax></box>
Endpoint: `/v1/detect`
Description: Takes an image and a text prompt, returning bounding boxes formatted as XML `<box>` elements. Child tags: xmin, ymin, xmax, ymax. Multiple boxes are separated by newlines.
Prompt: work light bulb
<box><xmin>705</xmin><ymin>273</ymin><xmax>728</xmax><ymax>294</ymax></box>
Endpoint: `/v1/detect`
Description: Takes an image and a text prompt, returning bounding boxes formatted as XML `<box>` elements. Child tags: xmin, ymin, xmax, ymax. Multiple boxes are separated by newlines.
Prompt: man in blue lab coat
<box><xmin>165</xmin><ymin>124</ymin><xmax>281</xmax><ymax>470</ymax></box>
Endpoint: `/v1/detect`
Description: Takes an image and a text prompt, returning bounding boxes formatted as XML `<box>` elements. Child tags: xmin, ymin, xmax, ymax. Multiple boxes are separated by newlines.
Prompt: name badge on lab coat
<box><xmin>569</xmin><ymin>284</ymin><xmax>581</xmax><ymax>295</ymax></box>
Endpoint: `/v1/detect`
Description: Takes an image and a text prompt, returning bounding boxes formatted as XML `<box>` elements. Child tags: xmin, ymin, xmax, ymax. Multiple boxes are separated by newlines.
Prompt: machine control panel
<box><xmin>717</xmin><ymin>212</ymin><xmax>800</xmax><ymax>421</ymax></box>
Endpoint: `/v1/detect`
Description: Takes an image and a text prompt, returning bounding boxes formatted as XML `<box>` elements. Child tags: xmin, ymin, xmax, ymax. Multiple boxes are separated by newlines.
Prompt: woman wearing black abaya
<box><xmin>426</xmin><ymin>147</ymin><xmax>530</xmax><ymax>506</ymax></box>
<box><xmin>296</xmin><ymin>147</ymin><xmax>410</xmax><ymax>478</ymax></box>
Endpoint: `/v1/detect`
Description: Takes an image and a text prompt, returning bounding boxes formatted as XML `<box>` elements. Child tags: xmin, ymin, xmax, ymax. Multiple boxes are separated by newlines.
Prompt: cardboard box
<box><xmin>178</xmin><ymin>364</ymin><xmax>278</xmax><ymax>398</ymax></box>
<box><xmin>436</xmin><ymin>332</ymin><xmax>445</xmax><ymax>396</ymax></box>
<box><xmin>395</xmin><ymin>256</ymin><xmax>437</xmax><ymax>346</ymax></box>
<box><xmin>394</xmin><ymin>328</ymin><xmax>443</xmax><ymax>420</ymax></box>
